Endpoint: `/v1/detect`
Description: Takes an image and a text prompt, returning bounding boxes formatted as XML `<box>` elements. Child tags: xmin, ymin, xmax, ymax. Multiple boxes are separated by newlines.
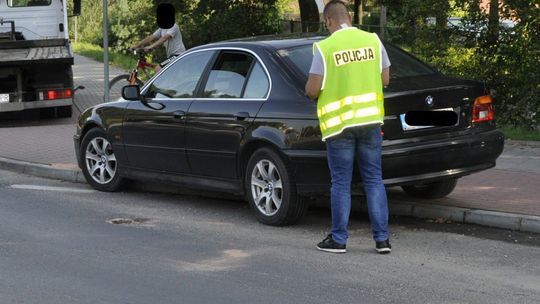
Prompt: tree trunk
<box><xmin>353</xmin><ymin>0</ymin><xmax>361</xmax><ymax>26</ymax></box>
<box><xmin>487</xmin><ymin>0</ymin><xmax>500</xmax><ymax>45</ymax></box>
<box><xmin>379</xmin><ymin>4</ymin><xmax>387</xmax><ymax>37</ymax></box>
<box><xmin>298</xmin><ymin>0</ymin><xmax>320</xmax><ymax>32</ymax></box>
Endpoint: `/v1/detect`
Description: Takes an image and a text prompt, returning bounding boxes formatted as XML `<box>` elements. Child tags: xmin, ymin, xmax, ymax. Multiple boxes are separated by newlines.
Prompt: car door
<box><xmin>122</xmin><ymin>50</ymin><xmax>216</xmax><ymax>174</ymax></box>
<box><xmin>186</xmin><ymin>50</ymin><xmax>271</xmax><ymax>179</ymax></box>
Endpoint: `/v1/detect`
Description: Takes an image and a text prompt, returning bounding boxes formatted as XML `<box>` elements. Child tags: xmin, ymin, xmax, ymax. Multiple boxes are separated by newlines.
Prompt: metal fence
<box><xmin>279</xmin><ymin>19</ymin><xmax>403</xmax><ymax>42</ymax></box>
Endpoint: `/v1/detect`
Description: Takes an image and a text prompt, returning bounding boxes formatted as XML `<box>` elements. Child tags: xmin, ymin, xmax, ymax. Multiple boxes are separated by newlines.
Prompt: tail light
<box><xmin>472</xmin><ymin>95</ymin><xmax>494</xmax><ymax>123</ymax></box>
<box><xmin>39</xmin><ymin>89</ymin><xmax>72</xmax><ymax>101</ymax></box>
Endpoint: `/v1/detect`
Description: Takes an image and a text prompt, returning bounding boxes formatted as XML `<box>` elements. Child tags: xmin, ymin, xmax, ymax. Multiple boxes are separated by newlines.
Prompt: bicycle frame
<box><xmin>128</xmin><ymin>51</ymin><xmax>157</xmax><ymax>85</ymax></box>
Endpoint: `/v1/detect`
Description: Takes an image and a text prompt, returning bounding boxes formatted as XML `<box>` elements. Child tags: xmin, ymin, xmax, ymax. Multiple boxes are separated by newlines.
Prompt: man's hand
<box><xmin>305</xmin><ymin>74</ymin><xmax>323</xmax><ymax>100</ymax></box>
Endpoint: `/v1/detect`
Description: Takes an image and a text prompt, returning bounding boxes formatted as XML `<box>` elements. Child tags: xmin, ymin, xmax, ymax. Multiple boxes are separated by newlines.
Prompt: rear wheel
<box><xmin>80</xmin><ymin>128</ymin><xmax>125</xmax><ymax>192</ymax></box>
<box><xmin>401</xmin><ymin>178</ymin><xmax>458</xmax><ymax>199</ymax></box>
<box><xmin>109</xmin><ymin>74</ymin><xmax>143</xmax><ymax>101</ymax></box>
<box><xmin>245</xmin><ymin>147</ymin><xmax>307</xmax><ymax>226</ymax></box>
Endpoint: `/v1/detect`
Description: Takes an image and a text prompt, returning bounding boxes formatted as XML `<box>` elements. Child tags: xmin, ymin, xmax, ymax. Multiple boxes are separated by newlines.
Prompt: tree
<box><xmin>298</xmin><ymin>0</ymin><xmax>320</xmax><ymax>32</ymax></box>
<box><xmin>486</xmin><ymin>0</ymin><xmax>500</xmax><ymax>45</ymax></box>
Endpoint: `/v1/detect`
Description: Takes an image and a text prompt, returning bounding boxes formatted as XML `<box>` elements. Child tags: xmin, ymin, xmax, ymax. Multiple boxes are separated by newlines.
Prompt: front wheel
<box><xmin>401</xmin><ymin>178</ymin><xmax>458</xmax><ymax>199</ymax></box>
<box><xmin>245</xmin><ymin>148</ymin><xmax>307</xmax><ymax>226</ymax></box>
<box><xmin>109</xmin><ymin>74</ymin><xmax>143</xmax><ymax>101</ymax></box>
<box><xmin>80</xmin><ymin>128</ymin><xmax>125</xmax><ymax>192</ymax></box>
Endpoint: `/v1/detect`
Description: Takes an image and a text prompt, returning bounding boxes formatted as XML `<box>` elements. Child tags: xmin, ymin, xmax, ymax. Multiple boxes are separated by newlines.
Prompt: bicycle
<box><xmin>108</xmin><ymin>49</ymin><xmax>156</xmax><ymax>101</ymax></box>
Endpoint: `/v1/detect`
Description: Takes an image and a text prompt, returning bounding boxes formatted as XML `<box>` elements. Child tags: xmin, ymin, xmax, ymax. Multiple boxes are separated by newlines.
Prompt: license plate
<box><xmin>400</xmin><ymin>114</ymin><xmax>433</xmax><ymax>131</ymax></box>
<box><xmin>0</xmin><ymin>94</ymin><xmax>9</xmax><ymax>103</ymax></box>
<box><xmin>400</xmin><ymin>107</ymin><xmax>458</xmax><ymax>131</ymax></box>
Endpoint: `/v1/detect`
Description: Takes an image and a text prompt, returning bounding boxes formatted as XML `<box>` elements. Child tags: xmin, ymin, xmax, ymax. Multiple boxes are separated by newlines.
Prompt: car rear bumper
<box><xmin>284</xmin><ymin>129</ymin><xmax>505</xmax><ymax>194</ymax></box>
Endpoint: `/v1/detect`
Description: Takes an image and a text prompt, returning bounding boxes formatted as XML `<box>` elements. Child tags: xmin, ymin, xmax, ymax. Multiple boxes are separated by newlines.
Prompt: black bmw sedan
<box><xmin>74</xmin><ymin>36</ymin><xmax>504</xmax><ymax>226</ymax></box>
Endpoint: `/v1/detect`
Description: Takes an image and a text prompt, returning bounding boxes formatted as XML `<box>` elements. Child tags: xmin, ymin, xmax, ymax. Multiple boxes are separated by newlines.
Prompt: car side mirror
<box><xmin>122</xmin><ymin>85</ymin><xmax>141</xmax><ymax>101</ymax></box>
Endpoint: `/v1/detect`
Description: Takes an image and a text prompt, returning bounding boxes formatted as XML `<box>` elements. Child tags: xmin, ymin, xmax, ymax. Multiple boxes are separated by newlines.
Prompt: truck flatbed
<box><xmin>0</xmin><ymin>39</ymin><xmax>73</xmax><ymax>66</ymax></box>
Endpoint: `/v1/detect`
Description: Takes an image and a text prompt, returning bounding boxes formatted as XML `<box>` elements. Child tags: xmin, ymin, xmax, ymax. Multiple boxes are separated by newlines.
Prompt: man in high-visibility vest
<box><xmin>305</xmin><ymin>0</ymin><xmax>391</xmax><ymax>254</ymax></box>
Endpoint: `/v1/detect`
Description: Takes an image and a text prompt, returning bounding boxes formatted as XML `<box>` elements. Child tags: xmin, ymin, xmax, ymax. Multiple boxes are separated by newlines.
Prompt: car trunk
<box><xmin>382</xmin><ymin>75</ymin><xmax>484</xmax><ymax>140</ymax></box>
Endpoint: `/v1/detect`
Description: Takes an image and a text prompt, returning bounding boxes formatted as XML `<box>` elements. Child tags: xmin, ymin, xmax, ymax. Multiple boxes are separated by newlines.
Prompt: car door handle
<box><xmin>235</xmin><ymin>112</ymin><xmax>250</xmax><ymax>121</ymax></box>
<box><xmin>173</xmin><ymin>110</ymin><xmax>186</xmax><ymax>119</ymax></box>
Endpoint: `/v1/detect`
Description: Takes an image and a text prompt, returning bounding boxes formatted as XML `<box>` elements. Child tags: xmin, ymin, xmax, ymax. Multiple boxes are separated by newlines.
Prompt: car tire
<box><xmin>245</xmin><ymin>147</ymin><xmax>307</xmax><ymax>226</ymax></box>
<box><xmin>80</xmin><ymin>128</ymin><xmax>125</xmax><ymax>192</ymax></box>
<box><xmin>401</xmin><ymin>178</ymin><xmax>458</xmax><ymax>199</ymax></box>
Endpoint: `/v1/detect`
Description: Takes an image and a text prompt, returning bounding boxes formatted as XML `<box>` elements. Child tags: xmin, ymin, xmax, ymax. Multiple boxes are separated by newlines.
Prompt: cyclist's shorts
<box><xmin>159</xmin><ymin>54</ymin><xmax>181</xmax><ymax>68</ymax></box>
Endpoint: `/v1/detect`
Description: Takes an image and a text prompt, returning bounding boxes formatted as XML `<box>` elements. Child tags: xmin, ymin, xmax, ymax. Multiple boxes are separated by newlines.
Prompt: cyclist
<box><xmin>131</xmin><ymin>3</ymin><xmax>186</xmax><ymax>72</ymax></box>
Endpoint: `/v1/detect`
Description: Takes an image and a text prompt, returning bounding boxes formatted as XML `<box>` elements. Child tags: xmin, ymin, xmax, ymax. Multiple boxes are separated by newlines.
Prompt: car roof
<box><xmin>190</xmin><ymin>33</ymin><xmax>327</xmax><ymax>52</ymax></box>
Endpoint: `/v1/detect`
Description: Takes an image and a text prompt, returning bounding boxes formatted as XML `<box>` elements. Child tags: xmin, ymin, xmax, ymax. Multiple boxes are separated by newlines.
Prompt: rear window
<box><xmin>278</xmin><ymin>42</ymin><xmax>436</xmax><ymax>79</ymax></box>
<box><xmin>8</xmin><ymin>0</ymin><xmax>51</xmax><ymax>7</ymax></box>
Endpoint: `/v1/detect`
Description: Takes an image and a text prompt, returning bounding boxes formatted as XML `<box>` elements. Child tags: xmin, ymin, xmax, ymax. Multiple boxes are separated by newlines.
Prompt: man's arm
<box><xmin>144</xmin><ymin>34</ymin><xmax>172</xmax><ymax>51</ymax></box>
<box><xmin>305</xmin><ymin>74</ymin><xmax>323</xmax><ymax>100</ymax></box>
<box><xmin>382</xmin><ymin>67</ymin><xmax>390</xmax><ymax>87</ymax></box>
<box><xmin>132</xmin><ymin>34</ymin><xmax>157</xmax><ymax>49</ymax></box>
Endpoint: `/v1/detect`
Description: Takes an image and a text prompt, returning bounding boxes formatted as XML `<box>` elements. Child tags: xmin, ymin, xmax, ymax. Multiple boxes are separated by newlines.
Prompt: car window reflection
<box><xmin>146</xmin><ymin>51</ymin><xmax>214</xmax><ymax>99</ymax></box>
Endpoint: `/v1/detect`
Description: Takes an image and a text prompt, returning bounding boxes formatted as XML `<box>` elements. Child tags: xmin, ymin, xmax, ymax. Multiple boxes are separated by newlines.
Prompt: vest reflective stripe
<box><xmin>317</xmin><ymin>92</ymin><xmax>382</xmax><ymax>117</ymax></box>
<box><xmin>320</xmin><ymin>106</ymin><xmax>382</xmax><ymax>131</ymax></box>
<box><xmin>315</xmin><ymin>28</ymin><xmax>384</xmax><ymax>141</ymax></box>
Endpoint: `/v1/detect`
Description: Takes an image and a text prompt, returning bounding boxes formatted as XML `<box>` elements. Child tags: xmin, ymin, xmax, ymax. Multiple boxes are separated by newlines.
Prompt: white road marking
<box><xmin>10</xmin><ymin>184</ymin><xmax>96</xmax><ymax>194</ymax></box>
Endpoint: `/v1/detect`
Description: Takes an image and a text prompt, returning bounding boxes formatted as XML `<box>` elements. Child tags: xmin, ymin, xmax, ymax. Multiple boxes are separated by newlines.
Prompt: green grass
<box><xmin>499</xmin><ymin>125</ymin><xmax>540</xmax><ymax>141</ymax></box>
<box><xmin>72</xmin><ymin>42</ymin><xmax>137</xmax><ymax>72</ymax></box>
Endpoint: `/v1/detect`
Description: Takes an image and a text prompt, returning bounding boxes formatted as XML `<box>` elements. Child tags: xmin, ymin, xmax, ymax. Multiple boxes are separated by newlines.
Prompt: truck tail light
<box><xmin>39</xmin><ymin>89</ymin><xmax>72</xmax><ymax>101</ymax></box>
<box><xmin>472</xmin><ymin>95</ymin><xmax>494</xmax><ymax>123</ymax></box>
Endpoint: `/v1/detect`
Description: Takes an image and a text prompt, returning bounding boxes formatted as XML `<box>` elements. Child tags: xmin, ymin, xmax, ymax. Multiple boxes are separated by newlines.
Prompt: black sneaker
<box><xmin>316</xmin><ymin>234</ymin><xmax>346</xmax><ymax>253</ymax></box>
<box><xmin>375</xmin><ymin>239</ymin><xmax>392</xmax><ymax>254</ymax></box>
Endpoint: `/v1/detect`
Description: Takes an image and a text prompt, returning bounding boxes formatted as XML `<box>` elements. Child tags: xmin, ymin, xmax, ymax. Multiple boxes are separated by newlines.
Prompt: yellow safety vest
<box><xmin>314</xmin><ymin>27</ymin><xmax>385</xmax><ymax>141</ymax></box>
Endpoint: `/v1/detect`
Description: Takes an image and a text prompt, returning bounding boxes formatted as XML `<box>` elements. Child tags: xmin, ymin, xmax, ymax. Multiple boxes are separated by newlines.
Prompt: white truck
<box><xmin>0</xmin><ymin>0</ymin><xmax>80</xmax><ymax>118</ymax></box>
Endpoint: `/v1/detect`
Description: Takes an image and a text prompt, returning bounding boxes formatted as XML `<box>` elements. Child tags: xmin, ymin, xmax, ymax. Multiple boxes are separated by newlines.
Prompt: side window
<box><xmin>203</xmin><ymin>52</ymin><xmax>253</xmax><ymax>98</ymax></box>
<box><xmin>244</xmin><ymin>62</ymin><xmax>269</xmax><ymax>99</ymax></box>
<box><xmin>8</xmin><ymin>0</ymin><xmax>51</xmax><ymax>7</ymax></box>
<box><xmin>146</xmin><ymin>51</ymin><xmax>214</xmax><ymax>99</ymax></box>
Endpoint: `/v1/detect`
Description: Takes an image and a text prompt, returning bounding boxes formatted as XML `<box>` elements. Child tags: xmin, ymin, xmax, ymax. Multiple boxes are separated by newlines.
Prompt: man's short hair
<box><xmin>323</xmin><ymin>0</ymin><xmax>350</xmax><ymax>20</ymax></box>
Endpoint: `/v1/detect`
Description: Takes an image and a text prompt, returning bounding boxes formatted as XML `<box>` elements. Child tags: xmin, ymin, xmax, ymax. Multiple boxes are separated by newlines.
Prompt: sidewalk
<box><xmin>0</xmin><ymin>54</ymin><xmax>539</xmax><ymax>233</ymax></box>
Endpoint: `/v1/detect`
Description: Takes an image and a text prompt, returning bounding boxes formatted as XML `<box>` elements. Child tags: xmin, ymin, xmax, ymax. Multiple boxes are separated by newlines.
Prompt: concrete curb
<box><xmin>0</xmin><ymin>157</ymin><xmax>85</xmax><ymax>183</ymax></box>
<box><xmin>385</xmin><ymin>200</ymin><xmax>540</xmax><ymax>234</ymax></box>
<box><xmin>1</xmin><ymin>156</ymin><xmax>539</xmax><ymax>234</ymax></box>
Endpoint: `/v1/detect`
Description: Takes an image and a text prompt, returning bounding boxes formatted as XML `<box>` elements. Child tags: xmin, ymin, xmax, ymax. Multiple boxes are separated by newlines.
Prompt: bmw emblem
<box><xmin>425</xmin><ymin>95</ymin><xmax>434</xmax><ymax>107</ymax></box>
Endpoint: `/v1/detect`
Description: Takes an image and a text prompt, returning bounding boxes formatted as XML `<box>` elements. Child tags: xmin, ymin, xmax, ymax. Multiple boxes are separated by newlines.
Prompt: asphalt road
<box><xmin>0</xmin><ymin>169</ymin><xmax>539</xmax><ymax>304</ymax></box>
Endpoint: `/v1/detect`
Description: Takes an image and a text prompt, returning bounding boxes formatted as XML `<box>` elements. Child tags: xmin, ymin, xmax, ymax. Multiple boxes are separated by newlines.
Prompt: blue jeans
<box><xmin>326</xmin><ymin>126</ymin><xmax>389</xmax><ymax>244</ymax></box>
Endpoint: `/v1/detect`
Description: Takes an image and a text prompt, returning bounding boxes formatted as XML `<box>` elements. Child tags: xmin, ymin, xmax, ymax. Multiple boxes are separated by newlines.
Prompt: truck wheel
<box><xmin>245</xmin><ymin>147</ymin><xmax>307</xmax><ymax>226</ymax></box>
<box><xmin>56</xmin><ymin>105</ymin><xmax>72</xmax><ymax>118</ymax></box>
<box><xmin>80</xmin><ymin>128</ymin><xmax>124</xmax><ymax>192</ymax></box>
<box><xmin>401</xmin><ymin>178</ymin><xmax>458</xmax><ymax>199</ymax></box>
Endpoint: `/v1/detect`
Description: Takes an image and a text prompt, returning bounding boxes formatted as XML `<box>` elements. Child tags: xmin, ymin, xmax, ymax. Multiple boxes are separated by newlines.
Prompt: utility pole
<box><xmin>103</xmin><ymin>0</ymin><xmax>109</xmax><ymax>103</ymax></box>
<box><xmin>379</xmin><ymin>3</ymin><xmax>387</xmax><ymax>37</ymax></box>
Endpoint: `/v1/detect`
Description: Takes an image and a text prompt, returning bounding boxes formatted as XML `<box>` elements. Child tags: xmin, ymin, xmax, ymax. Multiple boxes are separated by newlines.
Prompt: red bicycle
<box><xmin>108</xmin><ymin>49</ymin><xmax>156</xmax><ymax>100</ymax></box>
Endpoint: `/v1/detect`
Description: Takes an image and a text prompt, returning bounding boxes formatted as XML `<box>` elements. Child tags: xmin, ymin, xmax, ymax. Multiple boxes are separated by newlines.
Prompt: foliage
<box><xmin>72</xmin><ymin>42</ymin><xmax>135</xmax><ymax>71</ymax></box>
<box><xmin>185</xmin><ymin>0</ymin><xmax>284</xmax><ymax>46</ymax></box>
<box><xmin>108</xmin><ymin>0</ymin><xmax>155</xmax><ymax>54</ymax></box>
<box><xmin>73</xmin><ymin>0</ymin><xmax>285</xmax><ymax>60</ymax></box>
<box><xmin>386</xmin><ymin>0</ymin><xmax>540</xmax><ymax>131</ymax></box>
<box><xmin>500</xmin><ymin>125</ymin><xmax>540</xmax><ymax>142</ymax></box>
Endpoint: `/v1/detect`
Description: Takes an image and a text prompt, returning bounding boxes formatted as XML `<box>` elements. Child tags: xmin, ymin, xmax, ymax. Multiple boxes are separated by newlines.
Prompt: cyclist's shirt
<box><xmin>153</xmin><ymin>24</ymin><xmax>186</xmax><ymax>57</ymax></box>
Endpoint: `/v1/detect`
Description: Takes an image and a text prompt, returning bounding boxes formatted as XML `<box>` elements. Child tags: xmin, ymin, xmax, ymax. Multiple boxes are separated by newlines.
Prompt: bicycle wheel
<box><xmin>108</xmin><ymin>74</ymin><xmax>143</xmax><ymax>101</ymax></box>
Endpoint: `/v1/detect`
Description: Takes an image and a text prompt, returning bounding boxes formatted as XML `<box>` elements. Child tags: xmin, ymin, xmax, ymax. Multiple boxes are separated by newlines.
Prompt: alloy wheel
<box><xmin>251</xmin><ymin>159</ymin><xmax>283</xmax><ymax>216</ymax></box>
<box><xmin>85</xmin><ymin>137</ymin><xmax>117</xmax><ymax>185</ymax></box>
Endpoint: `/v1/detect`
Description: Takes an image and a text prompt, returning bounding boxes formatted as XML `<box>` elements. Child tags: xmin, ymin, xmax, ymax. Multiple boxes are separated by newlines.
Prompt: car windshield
<box><xmin>278</xmin><ymin>42</ymin><xmax>436</xmax><ymax>79</ymax></box>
